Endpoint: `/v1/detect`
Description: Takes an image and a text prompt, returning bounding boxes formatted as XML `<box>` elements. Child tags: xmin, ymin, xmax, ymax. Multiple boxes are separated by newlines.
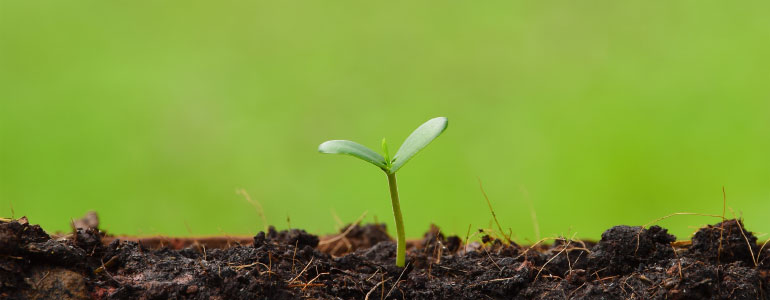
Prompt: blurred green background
<box><xmin>1</xmin><ymin>1</ymin><xmax>768</xmax><ymax>242</ymax></box>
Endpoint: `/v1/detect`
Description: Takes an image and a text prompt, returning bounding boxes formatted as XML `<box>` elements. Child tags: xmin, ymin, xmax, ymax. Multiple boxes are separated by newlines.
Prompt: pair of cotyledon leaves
<box><xmin>318</xmin><ymin>117</ymin><xmax>448</xmax><ymax>174</ymax></box>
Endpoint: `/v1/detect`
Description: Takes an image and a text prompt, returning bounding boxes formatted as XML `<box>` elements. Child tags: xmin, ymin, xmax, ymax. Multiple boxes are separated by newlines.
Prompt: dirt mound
<box><xmin>1</xmin><ymin>217</ymin><xmax>769</xmax><ymax>299</ymax></box>
<box><xmin>317</xmin><ymin>223</ymin><xmax>391</xmax><ymax>256</ymax></box>
<box><xmin>690</xmin><ymin>219</ymin><xmax>759</xmax><ymax>265</ymax></box>
<box><xmin>587</xmin><ymin>225</ymin><xmax>676</xmax><ymax>276</ymax></box>
<box><xmin>255</xmin><ymin>226</ymin><xmax>319</xmax><ymax>249</ymax></box>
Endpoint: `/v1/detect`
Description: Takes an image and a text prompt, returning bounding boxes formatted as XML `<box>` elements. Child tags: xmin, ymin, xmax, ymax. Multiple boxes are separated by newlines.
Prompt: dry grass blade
<box><xmin>34</xmin><ymin>271</ymin><xmax>51</xmax><ymax>289</ymax></box>
<box><xmin>482</xmin><ymin>246</ymin><xmax>502</xmax><ymax>272</ymax></box>
<box><xmin>287</xmin><ymin>283</ymin><xmax>323</xmax><ymax>288</ymax></box>
<box><xmin>237</xmin><ymin>188</ymin><xmax>268</xmax><ymax>232</ymax></box>
<box><xmin>521</xmin><ymin>185</ymin><xmax>541</xmax><ymax>241</ymax></box>
<box><xmin>463</xmin><ymin>224</ymin><xmax>472</xmax><ymax>254</ymax></box>
<box><xmin>729</xmin><ymin>208</ymin><xmax>757</xmax><ymax>267</ymax></box>
<box><xmin>288</xmin><ymin>257</ymin><xmax>314</xmax><ymax>283</ymax></box>
<box><xmin>98</xmin><ymin>258</ymin><xmax>122</xmax><ymax>286</ymax></box>
<box><xmin>319</xmin><ymin>211</ymin><xmax>368</xmax><ymax>245</ymax></box>
<box><xmin>365</xmin><ymin>269</ymin><xmax>381</xmax><ymax>282</ymax></box>
<box><xmin>433</xmin><ymin>228</ymin><xmax>444</xmax><ymax>264</ymax></box>
<box><xmin>478</xmin><ymin>178</ymin><xmax>512</xmax><ymax>244</ymax></box>
<box><xmin>534</xmin><ymin>234</ymin><xmax>576</xmax><ymax>281</ymax></box>
<box><xmin>756</xmin><ymin>237</ymin><xmax>770</xmax><ymax>266</ymax></box>
<box><xmin>232</xmin><ymin>261</ymin><xmax>271</xmax><ymax>271</ymax></box>
<box><xmin>514</xmin><ymin>236</ymin><xmax>563</xmax><ymax>260</ymax></box>
<box><xmin>364</xmin><ymin>279</ymin><xmax>385</xmax><ymax>300</ymax></box>
<box><xmin>302</xmin><ymin>272</ymin><xmax>329</xmax><ymax>291</ymax></box>
<box><xmin>330</xmin><ymin>208</ymin><xmax>344</xmax><ymax>229</ymax></box>
<box><xmin>386</xmin><ymin>262</ymin><xmax>410</xmax><ymax>298</ymax></box>
<box><xmin>634</xmin><ymin>212</ymin><xmax>723</xmax><ymax>255</ymax></box>
<box><xmin>94</xmin><ymin>255</ymin><xmax>119</xmax><ymax>274</ymax></box>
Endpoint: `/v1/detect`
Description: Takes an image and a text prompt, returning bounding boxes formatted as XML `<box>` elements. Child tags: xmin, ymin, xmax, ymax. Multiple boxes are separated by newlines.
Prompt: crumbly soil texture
<box><xmin>2</xmin><ymin>216</ymin><xmax>770</xmax><ymax>300</ymax></box>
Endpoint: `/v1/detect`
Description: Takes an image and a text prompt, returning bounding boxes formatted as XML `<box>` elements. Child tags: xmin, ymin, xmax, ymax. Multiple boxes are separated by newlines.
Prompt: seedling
<box><xmin>318</xmin><ymin>117</ymin><xmax>448</xmax><ymax>267</ymax></box>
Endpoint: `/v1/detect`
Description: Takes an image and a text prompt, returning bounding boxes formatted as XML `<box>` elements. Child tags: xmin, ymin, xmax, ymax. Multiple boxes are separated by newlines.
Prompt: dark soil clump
<box><xmin>317</xmin><ymin>223</ymin><xmax>391</xmax><ymax>256</ymax></box>
<box><xmin>587</xmin><ymin>225</ymin><xmax>676</xmax><ymax>276</ymax></box>
<box><xmin>690</xmin><ymin>219</ymin><xmax>759</xmax><ymax>265</ymax></box>
<box><xmin>1</xmin><ymin>216</ymin><xmax>769</xmax><ymax>299</ymax></box>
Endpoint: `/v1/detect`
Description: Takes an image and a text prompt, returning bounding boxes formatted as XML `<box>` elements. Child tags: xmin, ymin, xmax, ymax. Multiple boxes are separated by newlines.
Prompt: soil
<box><xmin>1</xmin><ymin>215</ymin><xmax>769</xmax><ymax>300</ymax></box>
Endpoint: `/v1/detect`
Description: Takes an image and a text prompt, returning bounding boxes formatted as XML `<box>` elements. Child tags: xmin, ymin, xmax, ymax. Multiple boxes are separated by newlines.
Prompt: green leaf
<box><xmin>391</xmin><ymin>117</ymin><xmax>448</xmax><ymax>173</ymax></box>
<box><xmin>318</xmin><ymin>140</ymin><xmax>388</xmax><ymax>170</ymax></box>
<box><xmin>381</xmin><ymin>138</ymin><xmax>391</xmax><ymax>167</ymax></box>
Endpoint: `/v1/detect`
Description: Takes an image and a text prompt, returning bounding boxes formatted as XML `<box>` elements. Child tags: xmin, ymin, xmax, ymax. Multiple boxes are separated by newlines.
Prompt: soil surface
<box><xmin>1</xmin><ymin>215</ymin><xmax>769</xmax><ymax>299</ymax></box>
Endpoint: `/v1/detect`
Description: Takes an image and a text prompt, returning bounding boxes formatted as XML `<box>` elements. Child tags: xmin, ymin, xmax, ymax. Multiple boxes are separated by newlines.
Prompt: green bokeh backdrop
<box><xmin>1</xmin><ymin>1</ymin><xmax>768</xmax><ymax>242</ymax></box>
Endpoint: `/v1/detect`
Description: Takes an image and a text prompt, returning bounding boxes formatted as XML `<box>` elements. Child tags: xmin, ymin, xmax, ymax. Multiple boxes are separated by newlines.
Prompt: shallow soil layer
<box><xmin>1</xmin><ymin>216</ymin><xmax>769</xmax><ymax>299</ymax></box>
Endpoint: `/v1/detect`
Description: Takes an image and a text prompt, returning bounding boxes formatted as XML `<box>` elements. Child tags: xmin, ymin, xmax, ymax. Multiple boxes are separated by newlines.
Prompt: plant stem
<box><xmin>386</xmin><ymin>172</ymin><xmax>406</xmax><ymax>267</ymax></box>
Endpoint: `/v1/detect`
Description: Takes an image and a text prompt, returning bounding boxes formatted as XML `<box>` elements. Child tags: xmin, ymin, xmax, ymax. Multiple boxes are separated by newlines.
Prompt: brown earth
<box><xmin>1</xmin><ymin>215</ymin><xmax>769</xmax><ymax>299</ymax></box>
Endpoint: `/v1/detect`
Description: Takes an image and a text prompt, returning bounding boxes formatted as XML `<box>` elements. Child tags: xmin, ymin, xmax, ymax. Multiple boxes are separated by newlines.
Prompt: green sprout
<box><xmin>318</xmin><ymin>117</ymin><xmax>448</xmax><ymax>267</ymax></box>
